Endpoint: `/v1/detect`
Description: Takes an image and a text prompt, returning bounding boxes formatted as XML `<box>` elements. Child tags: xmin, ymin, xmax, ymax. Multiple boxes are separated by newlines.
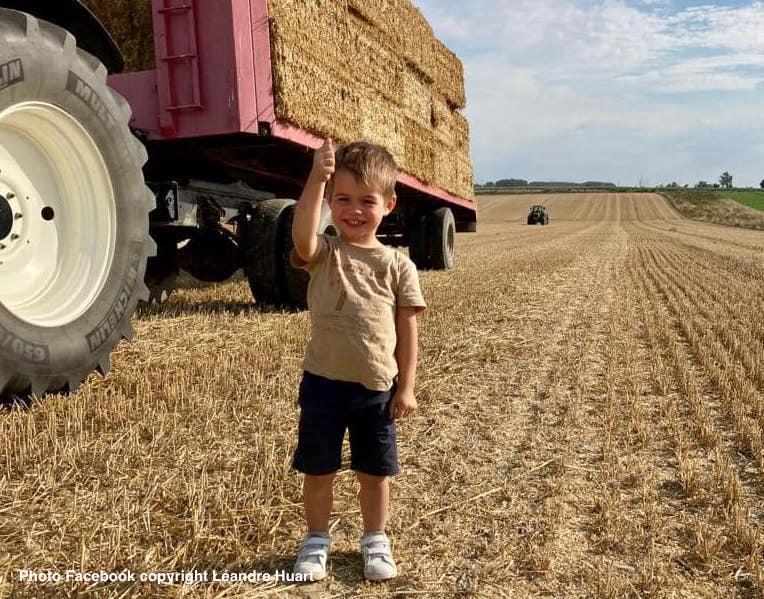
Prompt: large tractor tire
<box><xmin>245</xmin><ymin>199</ymin><xmax>335</xmax><ymax>309</ymax></box>
<box><xmin>0</xmin><ymin>10</ymin><xmax>154</xmax><ymax>396</ymax></box>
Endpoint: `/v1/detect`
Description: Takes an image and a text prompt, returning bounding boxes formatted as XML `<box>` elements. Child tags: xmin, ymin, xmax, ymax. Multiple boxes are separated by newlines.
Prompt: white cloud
<box><xmin>618</xmin><ymin>69</ymin><xmax>763</xmax><ymax>93</ymax></box>
<box><xmin>413</xmin><ymin>0</ymin><xmax>764</xmax><ymax>185</ymax></box>
<box><xmin>666</xmin><ymin>3</ymin><xmax>764</xmax><ymax>54</ymax></box>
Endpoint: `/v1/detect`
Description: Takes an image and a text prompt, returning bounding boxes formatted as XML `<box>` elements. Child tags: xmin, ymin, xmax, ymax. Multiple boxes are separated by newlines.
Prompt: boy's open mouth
<box><xmin>345</xmin><ymin>219</ymin><xmax>366</xmax><ymax>226</ymax></box>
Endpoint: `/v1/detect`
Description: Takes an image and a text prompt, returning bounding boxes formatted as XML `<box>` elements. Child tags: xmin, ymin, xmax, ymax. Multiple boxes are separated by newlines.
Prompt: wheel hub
<box><xmin>0</xmin><ymin>101</ymin><xmax>116</xmax><ymax>327</ymax></box>
<box><xmin>0</xmin><ymin>194</ymin><xmax>11</xmax><ymax>241</ymax></box>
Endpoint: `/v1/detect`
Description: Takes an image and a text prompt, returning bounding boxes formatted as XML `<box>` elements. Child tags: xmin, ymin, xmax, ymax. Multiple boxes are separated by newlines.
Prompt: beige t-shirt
<box><xmin>292</xmin><ymin>235</ymin><xmax>426</xmax><ymax>391</ymax></box>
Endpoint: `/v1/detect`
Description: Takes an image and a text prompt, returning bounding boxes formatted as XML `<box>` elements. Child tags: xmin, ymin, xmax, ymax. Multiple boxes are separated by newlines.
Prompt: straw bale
<box><xmin>432</xmin><ymin>141</ymin><xmax>473</xmax><ymax>200</ymax></box>
<box><xmin>270</xmin><ymin>0</ymin><xmax>465</xmax><ymax>110</ymax></box>
<box><xmin>457</xmin><ymin>154</ymin><xmax>475</xmax><ymax>199</ymax></box>
<box><xmin>269</xmin><ymin>0</ymin><xmax>472</xmax><ymax>199</ymax></box>
<box><xmin>400</xmin><ymin>66</ymin><xmax>433</xmax><ymax>127</ymax></box>
<box><xmin>401</xmin><ymin>115</ymin><xmax>473</xmax><ymax>200</ymax></box>
<box><xmin>453</xmin><ymin>113</ymin><xmax>470</xmax><ymax>150</ymax></box>
<box><xmin>81</xmin><ymin>0</ymin><xmax>154</xmax><ymax>72</ymax></box>
<box><xmin>342</xmin><ymin>14</ymin><xmax>468</xmax><ymax>136</ymax></box>
<box><xmin>347</xmin><ymin>0</ymin><xmax>434</xmax><ymax>79</ymax></box>
<box><xmin>426</xmin><ymin>99</ymin><xmax>471</xmax><ymax>154</ymax></box>
<box><xmin>345</xmin><ymin>12</ymin><xmax>403</xmax><ymax>101</ymax></box>
<box><xmin>342</xmin><ymin>11</ymin><xmax>464</xmax><ymax>119</ymax></box>
<box><xmin>346</xmin><ymin>0</ymin><xmax>388</xmax><ymax>27</ymax></box>
<box><xmin>266</xmin><ymin>0</ymin><xmax>349</xmax><ymax>71</ymax></box>
<box><xmin>358</xmin><ymin>95</ymin><xmax>406</xmax><ymax>165</ymax></box>
<box><xmin>270</xmin><ymin>46</ymin><xmax>363</xmax><ymax>143</ymax></box>
<box><xmin>403</xmin><ymin>117</ymin><xmax>437</xmax><ymax>183</ymax></box>
<box><xmin>394</xmin><ymin>1</ymin><xmax>436</xmax><ymax>82</ymax></box>
<box><xmin>431</xmin><ymin>97</ymin><xmax>456</xmax><ymax>147</ymax></box>
<box><xmin>350</xmin><ymin>2</ymin><xmax>467</xmax><ymax>110</ymax></box>
<box><xmin>433</xmin><ymin>141</ymin><xmax>455</xmax><ymax>196</ymax></box>
<box><xmin>432</xmin><ymin>40</ymin><xmax>466</xmax><ymax>108</ymax></box>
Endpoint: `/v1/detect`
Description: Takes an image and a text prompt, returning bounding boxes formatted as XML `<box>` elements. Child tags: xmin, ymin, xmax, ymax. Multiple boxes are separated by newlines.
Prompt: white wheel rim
<box><xmin>0</xmin><ymin>102</ymin><xmax>116</xmax><ymax>327</ymax></box>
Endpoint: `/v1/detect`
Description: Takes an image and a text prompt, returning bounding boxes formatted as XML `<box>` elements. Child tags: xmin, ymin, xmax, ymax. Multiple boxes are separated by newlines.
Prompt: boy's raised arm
<box><xmin>292</xmin><ymin>139</ymin><xmax>335</xmax><ymax>264</ymax></box>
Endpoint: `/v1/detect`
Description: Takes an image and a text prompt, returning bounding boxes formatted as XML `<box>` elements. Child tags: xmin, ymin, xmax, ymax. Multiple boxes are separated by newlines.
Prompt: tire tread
<box><xmin>0</xmin><ymin>9</ymin><xmax>153</xmax><ymax>397</ymax></box>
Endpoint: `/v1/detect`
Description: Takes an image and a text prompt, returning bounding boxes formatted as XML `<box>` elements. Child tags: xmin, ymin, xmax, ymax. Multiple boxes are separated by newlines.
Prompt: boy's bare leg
<box><xmin>356</xmin><ymin>472</ymin><xmax>389</xmax><ymax>532</ymax></box>
<box><xmin>304</xmin><ymin>472</ymin><xmax>337</xmax><ymax>532</ymax></box>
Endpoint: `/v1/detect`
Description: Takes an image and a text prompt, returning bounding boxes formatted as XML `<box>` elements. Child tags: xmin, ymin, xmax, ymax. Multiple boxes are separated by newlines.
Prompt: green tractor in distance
<box><xmin>527</xmin><ymin>205</ymin><xmax>550</xmax><ymax>225</ymax></box>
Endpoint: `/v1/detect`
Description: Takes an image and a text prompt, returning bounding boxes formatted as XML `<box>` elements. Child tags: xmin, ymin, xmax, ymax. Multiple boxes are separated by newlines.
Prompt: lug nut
<box><xmin>14</xmin><ymin>212</ymin><xmax>22</xmax><ymax>219</ymax></box>
<box><xmin>6</xmin><ymin>193</ymin><xmax>14</xmax><ymax>199</ymax></box>
<box><xmin>10</xmin><ymin>234</ymin><xmax>19</xmax><ymax>240</ymax></box>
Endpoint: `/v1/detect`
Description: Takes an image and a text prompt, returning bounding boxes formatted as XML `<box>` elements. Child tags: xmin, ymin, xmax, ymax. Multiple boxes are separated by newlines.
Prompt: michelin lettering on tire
<box><xmin>0</xmin><ymin>9</ymin><xmax>154</xmax><ymax>397</ymax></box>
<box><xmin>66</xmin><ymin>72</ymin><xmax>118</xmax><ymax>131</ymax></box>
<box><xmin>86</xmin><ymin>249</ymin><xmax>142</xmax><ymax>353</ymax></box>
<box><xmin>0</xmin><ymin>58</ymin><xmax>23</xmax><ymax>90</ymax></box>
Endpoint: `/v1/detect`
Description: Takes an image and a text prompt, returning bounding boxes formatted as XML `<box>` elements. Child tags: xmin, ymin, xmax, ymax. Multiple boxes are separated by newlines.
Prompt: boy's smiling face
<box><xmin>328</xmin><ymin>169</ymin><xmax>396</xmax><ymax>247</ymax></box>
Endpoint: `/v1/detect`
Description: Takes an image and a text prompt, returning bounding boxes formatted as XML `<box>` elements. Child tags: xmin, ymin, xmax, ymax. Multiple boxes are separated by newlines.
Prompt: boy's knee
<box><xmin>304</xmin><ymin>472</ymin><xmax>337</xmax><ymax>489</ymax></box>
<box><xmin>355</xmin><ymin>471</ymin><xmax>388</xmax><ymax>487</ymax></box>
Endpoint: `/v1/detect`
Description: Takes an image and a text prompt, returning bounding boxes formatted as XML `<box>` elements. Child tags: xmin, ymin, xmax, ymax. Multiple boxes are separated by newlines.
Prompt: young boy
<box><xmin>290</xmin><ymin>139</ymin><xmax>426</xmax><ymax>582</ymax></box>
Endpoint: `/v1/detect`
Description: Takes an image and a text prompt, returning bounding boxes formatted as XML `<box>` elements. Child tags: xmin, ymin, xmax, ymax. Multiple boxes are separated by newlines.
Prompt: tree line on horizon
<box><xmin>476</xmin><ymin>172</ymin><xmax>764</xmax><ymax>190</ymax></box>
<box><xmin>663</xmin><ymin>172</ymin><xmax>764</xmax><ymax>190</ymax></box>
<box><xmin>477</xmin><ymin>179</ymin><xmax>616</xmax><ymax>188</ymax></box>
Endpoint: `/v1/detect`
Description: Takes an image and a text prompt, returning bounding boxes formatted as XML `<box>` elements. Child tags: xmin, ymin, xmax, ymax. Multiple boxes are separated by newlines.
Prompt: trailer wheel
<box><xmin>0</xmin><ymin>10</ymin><xmax>154</xmax><ymax>397</ymax></box>
<box><xmin>244</xmin><ymin>199</ymin><xmax>294</xmax><ymax>306</ymax></box>
<box><xmin>408</xmin><ymin>213</ymin><xmax>431</xmax><ymax>270</ymax></box>
<box><xmin>428</xmin><ymin>207</ymin><xmax>456</xmax><ymax>269</ymax></box>
<box><xmin>281</xmin><ymin>203</ymin><xmax>336</xmax><ymax>309</ymax></box>
<box><xmin>143</xmin><ymin>243</ymin><xmax>178</xmax><ymax>305</ymax></box>
<box><xmin>245</xmin><ymin>199</ymin><xmax>336</xmax><ymax>309</ymax></box>
<box><xmin>145</xmin><ymin>273</ymin><xmax>177</xmax><ymax>305</ymax></box>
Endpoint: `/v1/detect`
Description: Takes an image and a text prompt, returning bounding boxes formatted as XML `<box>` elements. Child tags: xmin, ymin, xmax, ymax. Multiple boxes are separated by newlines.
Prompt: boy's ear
<box><xmin>384</xmin><ymin>193</ymin><xmax>397</xmax><ymax>215</ymax></box>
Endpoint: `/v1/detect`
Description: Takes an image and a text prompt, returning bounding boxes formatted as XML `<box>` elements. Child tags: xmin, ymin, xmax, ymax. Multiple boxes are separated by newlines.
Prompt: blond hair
<box><xmin>329</xmin><ymin>141</ymin><xmax>397</xmax><ymax>197</ymax></box>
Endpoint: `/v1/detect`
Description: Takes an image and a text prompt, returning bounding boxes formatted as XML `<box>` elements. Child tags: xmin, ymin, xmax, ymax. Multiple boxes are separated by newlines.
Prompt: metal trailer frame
<box><xmin>106</xmin><ymin>0</ymin><xmax>477</xmax><ymax>230</ymax></box>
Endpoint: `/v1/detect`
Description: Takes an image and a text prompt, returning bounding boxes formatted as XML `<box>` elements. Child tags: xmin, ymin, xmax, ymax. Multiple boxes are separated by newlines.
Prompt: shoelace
<box><xmin>298</xmin><ymin>538</ymin><xmax>329</xmax><ymax>563</ymax></box>
<box><xmin>363</xmin><ymin>539</ymin><xmax>394</xmax><ymax>563</ymax></box>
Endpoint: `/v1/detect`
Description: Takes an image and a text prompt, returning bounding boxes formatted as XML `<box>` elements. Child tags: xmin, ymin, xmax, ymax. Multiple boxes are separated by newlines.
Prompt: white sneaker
<box><xmin>361</xmin><ymin>532</ymin><xmax>398</xmax><ymax>581</ymax></box>
<box><xmin>293</xmin><ymin>532</ymin><xmax>330</xmax><ymax>581</ymax></box>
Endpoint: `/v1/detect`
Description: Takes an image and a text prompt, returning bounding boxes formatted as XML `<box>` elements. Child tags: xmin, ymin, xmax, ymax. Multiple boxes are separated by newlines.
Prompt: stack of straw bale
<box><xmin>269</xmin><ymin>0</ymin><xmax>473</xmax><ymax>200</ymax></box>
<box><xmin>83</xmin><ymin>0</ymin><xmax>473</xmax><ymax>200</ymax></box>
<box><xmin>269</xmin><ymin>0</ymin><xmax>472</xmax><ymax>200</ymax></box>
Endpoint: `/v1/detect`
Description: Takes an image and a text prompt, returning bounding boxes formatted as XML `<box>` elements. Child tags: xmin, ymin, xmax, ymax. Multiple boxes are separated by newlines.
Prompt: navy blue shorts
<box><xmin>292</xmin><ymin>371</ymin><xmax>399</xmax><ymax>477</ymax></box>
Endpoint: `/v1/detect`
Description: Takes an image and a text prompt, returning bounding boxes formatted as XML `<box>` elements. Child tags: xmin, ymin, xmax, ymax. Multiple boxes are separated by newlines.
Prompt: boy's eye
<box><xmin>364</xmin><ymin>199</ymin><xmax>377</xmax><ymax>205</ymax></box>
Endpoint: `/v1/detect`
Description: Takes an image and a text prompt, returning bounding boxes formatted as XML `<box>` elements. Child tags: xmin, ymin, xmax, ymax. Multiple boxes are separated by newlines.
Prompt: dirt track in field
<box><xmin>1</xmin><ymin>193</ymin><xmax>763</xmax><ymax>598</ymax></box>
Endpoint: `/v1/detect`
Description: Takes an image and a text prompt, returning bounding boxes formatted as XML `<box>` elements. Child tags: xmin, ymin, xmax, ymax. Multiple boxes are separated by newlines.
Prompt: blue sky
<box><xmin>412</xmin><ymin>0</ymin><xmax>764</xmax><ymax>187</ymax></box>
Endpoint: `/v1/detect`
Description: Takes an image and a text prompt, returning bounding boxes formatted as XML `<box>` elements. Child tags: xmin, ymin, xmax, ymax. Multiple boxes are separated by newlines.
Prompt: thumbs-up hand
<box><xmin>310</xmin><ymin>138</ymin><xmax>335</xmax><ymax>183</ymax></box>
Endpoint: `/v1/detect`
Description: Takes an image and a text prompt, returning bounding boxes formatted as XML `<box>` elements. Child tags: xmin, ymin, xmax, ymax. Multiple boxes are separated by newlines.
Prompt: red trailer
<box><xmin>0</xmin><ymin>0</ymin><xmax>476</xmax><ymax>396</ymax></box>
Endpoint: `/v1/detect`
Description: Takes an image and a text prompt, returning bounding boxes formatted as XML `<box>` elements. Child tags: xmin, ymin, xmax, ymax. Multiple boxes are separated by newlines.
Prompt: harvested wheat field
<box><xmin>1</xmin><ymin>192</ymin><xmax>764</xmax><ymax>597</ymax></box>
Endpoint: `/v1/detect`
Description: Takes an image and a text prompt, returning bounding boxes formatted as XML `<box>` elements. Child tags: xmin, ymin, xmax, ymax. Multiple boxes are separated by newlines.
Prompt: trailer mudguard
<box><xmin>0</xmin><ymin>0</ymin><xmax>124</xmax><ymax>73</ymax></box>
